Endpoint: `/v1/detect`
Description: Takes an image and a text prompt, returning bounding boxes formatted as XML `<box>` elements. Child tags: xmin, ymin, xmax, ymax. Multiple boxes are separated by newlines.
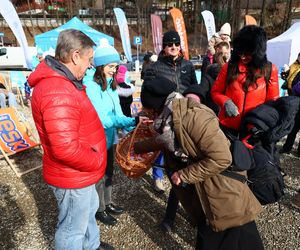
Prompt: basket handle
<box><xmin>126</xmin><ymin>121</ymin><xmax>142</xmax><ymax>160</ymax></box>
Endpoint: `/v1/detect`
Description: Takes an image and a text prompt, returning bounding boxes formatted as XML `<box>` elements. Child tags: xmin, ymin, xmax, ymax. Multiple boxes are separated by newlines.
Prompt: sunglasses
<box><xmin>166</xmin><ymin>42</ymin><xmax>181</xmax><ymax>47</ymax></box>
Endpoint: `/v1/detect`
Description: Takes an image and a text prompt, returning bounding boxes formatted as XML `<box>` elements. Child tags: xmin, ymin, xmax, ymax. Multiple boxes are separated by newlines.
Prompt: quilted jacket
<box><xmin>28</xmin><ymin>56</ymin><xmax>107</xmax><ymax>188</ymax></box>
<box><xmin>211</xmin><ymin>62</ymin><xmax>279</xmax><ymax>131</ymax></box>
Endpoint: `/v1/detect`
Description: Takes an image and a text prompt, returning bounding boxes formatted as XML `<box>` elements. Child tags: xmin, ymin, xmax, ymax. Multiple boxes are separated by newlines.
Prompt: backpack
<box><xmin>247</xmin><ymin>144</ymin><xmax>284</xmax><ymax>205</ymax></box>
<box><xmin>222</xmin><ymin>142</ymin><xmax>285</xmax><ymax>205</ymax></box>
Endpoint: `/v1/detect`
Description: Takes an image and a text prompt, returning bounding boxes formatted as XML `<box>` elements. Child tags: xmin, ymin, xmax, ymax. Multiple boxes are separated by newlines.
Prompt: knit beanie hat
<box><xmin>94</xmin><ymin>38</ymin><xmax>120</xmax><ymax>67</ymax></box>
<box><xmin>141</xmin><ymin>76</ymin><xmax>177</xmax><ymax>110</ymax></box>
<box><xmin>182</xmin><ymin>84</ymin><xmax>205</xmax><ymax>103</ymax></box>
<box><xmin>116</xmin><ymin>65</ymin><xmax>127</xmax><ymax>83</ymax></box>
<box><xmin>218</xmin><ymin>23</ymin><xmax>231</xmax><ymax>36</ymax></box>
<box><xmin>162</xmin><ymin>30</ymin><xmax>181</xmax><ymax>47</ymax></box>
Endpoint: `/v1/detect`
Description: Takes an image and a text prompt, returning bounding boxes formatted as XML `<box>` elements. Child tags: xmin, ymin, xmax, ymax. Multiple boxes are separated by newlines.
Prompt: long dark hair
<box><xmin>93</xmin><ymin>66</ymin><xmax>117</xmax><ymax>91</ymax></box>
<box><xmin>226</xmin><ymin>25</ymin><xmax>270</xmax><ymax>92</ymax></box>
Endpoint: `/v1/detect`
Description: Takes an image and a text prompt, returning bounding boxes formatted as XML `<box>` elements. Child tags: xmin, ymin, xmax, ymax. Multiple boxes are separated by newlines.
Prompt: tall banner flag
<box><xmin>170</xmin><ymin>8</ymin><xmax>189</xmax><ymax>60</ymax></box>
<box><xmin>150</xmin><ymin>14</ymin><xmax>163</xmax><ymax>55</ymax></box>
<box><xmin>245</xmin><ymin>15</ymin><xmax>257</xmax><ymax>25</ymax></box>
<box><xmin>113</xmin><ymin>8</ymin><xmax>132</xmax><ymax>62</ymax></box>
<box><xmin>0</xmin><ymin>0</ymin><xmax>32</xmax><ymax>69</ymax></box>
<box><xmin>201</xmin><ymin>10</ymin><xmax>216</xmax><ymax>41</ymax></box>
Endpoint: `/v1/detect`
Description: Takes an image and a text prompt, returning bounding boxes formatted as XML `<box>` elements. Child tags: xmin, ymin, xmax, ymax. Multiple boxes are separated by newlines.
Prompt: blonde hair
<box><xmin>214</xmin><ymin>52</ymin><xmax>227</xmax><ymax>66</ymax></box>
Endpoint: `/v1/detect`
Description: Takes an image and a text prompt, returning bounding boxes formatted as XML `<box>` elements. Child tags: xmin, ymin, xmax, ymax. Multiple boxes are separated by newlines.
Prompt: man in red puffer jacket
<box><xmin>28</xmin><ymin>29</ymin><xmax>113</xmax><ymax>250</ymax></box>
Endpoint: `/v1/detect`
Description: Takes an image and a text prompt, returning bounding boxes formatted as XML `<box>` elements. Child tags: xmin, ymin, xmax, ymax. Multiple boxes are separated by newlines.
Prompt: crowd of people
<box><xmin>23</xmin><ymin>22</ymin><xmax>300</xmax><ymax>250</ymax></box>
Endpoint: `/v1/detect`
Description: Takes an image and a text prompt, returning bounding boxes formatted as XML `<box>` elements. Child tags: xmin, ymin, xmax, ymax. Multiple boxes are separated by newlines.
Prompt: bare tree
<box><xmin>245</xmin><ymin>0</ymin><xmax>250</xmax><ymax>15</ymax></box>
<box><xmin>283</xmin><ymin>0</ymin><xmax>293</xmax><ymax>31</ymax></box>
<box><xmin>102</xmin><ymin>0</ymin><xmax>106</xmax><ymax>32</ymax></box>
<box><xmin>43</xmin><ymin>0</ymin><xmax>48</xmax><ymax>31</ymax></box>
<box><xmin>26</xmin><ymin>0</ymin><xmax>36</xmax><ymax>35</ymax></box>
<box><xmin>260</xmin><ymin>0</ymin><xmax>267</xmax><ymax>27</ymax></box>
<box><xmin>232</xmin><ymin>0</ymin><xmax>241</xmax><ymax>35</ymax></box>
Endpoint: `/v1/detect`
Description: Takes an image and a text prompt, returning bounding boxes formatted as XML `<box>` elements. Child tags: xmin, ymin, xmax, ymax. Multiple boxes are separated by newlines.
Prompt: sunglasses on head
<box><xmin>166</xmin><ymin>42</ymin><xmax>181</xmax><ymax>47</ymax></box>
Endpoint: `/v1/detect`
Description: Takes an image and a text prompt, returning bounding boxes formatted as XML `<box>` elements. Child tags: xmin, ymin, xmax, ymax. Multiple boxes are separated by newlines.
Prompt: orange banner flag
<box><xmin>245</xmin><ymin>15</ymin><xmax>257</xmax><ymax>25</ymax></box>
<box><xmin>169</xmin><ymin>7</ymin><xmax>189</xmax><ymax>60</ymax></box>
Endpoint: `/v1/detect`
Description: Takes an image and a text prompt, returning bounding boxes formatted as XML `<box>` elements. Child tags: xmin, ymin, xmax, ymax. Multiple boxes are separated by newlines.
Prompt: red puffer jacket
<box><xmin>211</xmin><ymin>62</ymin><xmax>279</xmax><ymax>131</ymax></box>
<box><xmin>28</xmin><ymin>59</ymin><xmax>107</xmax><ymax>188</ymax></box>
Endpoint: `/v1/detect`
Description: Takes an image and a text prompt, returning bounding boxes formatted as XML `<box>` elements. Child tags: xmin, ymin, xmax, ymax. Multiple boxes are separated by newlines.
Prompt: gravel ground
<box><xmin>0</xmin><ymin>106</ymin><xmax>299</xmax><ymax>250</ymax></box>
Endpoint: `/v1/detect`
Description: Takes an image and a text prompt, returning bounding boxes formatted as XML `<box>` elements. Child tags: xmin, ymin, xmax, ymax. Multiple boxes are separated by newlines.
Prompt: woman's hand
<box><xmin>139</xmin><ymin>116</ymin><xmax>153</xmax><ymax>124</ymax></box>
<box><xmin>224</xmin><ymin>99</ymin><xmax>239</xmax><ymax>117</ymax></box>
<box><xmin>171</xmin><ymin>172</ymin><xmax>182</xmax><ymax>186</ymax></box>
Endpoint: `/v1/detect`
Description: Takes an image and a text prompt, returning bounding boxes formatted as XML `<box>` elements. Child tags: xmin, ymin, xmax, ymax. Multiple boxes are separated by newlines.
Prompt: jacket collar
<box><xmin>158</xmin><ymin>51</ymin><xmax>184</xmax><ymax>66</ymax></box>
<box><xmin>45</xmin><ymin>56</ymin><xmax>84</xmax><ymax>90</ymax></box>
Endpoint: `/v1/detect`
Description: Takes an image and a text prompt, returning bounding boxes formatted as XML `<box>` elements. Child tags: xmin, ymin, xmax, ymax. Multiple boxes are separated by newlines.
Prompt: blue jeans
<box><xmin>49</xmin><ymin>184</ymin><xmax>100</xmax><ymax>250</ymax></box>
<box><xmin>152</xmin><ymin>152</ymin><xmax>164</xmax><ymax>180</ymax></box>
<box><xmin>0</xmin><ymin>92</ymin><xmax>17</xmax><ymax>108</ymax></box>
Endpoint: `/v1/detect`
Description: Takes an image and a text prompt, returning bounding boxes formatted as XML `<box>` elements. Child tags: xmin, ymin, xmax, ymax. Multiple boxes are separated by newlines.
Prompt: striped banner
<box><xmin>150</xmin><ymin>14</ymin><xmax>163</xmax><ymax>55</ymax></box>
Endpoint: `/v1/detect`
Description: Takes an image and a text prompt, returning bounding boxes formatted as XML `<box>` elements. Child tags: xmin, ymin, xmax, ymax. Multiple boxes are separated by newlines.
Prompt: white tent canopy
<box><xmin>267</xmin><ymin>22</ymin><xmax>300</xmax><ymax>68</ymax></box>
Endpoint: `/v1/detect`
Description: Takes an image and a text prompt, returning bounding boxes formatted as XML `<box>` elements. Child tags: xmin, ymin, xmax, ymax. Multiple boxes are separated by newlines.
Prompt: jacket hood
<box><xmin>28</xmin><ymin>55</ymin><xmax>84</xmax><ymax>90</ymax></box>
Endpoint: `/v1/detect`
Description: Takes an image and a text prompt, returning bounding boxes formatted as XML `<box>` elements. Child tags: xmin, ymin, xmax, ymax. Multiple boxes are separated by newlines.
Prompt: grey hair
<box><xmin>55</xmin><ymin>29</ymin><xmax>95</xmax><ymax>63</ymax></box>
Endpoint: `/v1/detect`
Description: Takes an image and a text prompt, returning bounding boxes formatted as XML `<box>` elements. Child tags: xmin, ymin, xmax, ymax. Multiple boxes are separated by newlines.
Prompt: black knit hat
<box><xmin>163</xmin><ymin>30</ymin><xmax>181</xmax><ymax>47</ymax></box>
<box><xmin>141</xmin><ymin>76</ymin><xmax>177</xmax><ymax>110</ymax></box>
<box><xmin>182</xmin><ymin>84</ymin><xmax>205</xmax><ymax>101</ymax></box>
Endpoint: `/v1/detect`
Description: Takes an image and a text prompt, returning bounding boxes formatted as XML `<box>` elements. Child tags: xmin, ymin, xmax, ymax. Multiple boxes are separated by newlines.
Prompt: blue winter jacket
<box><xmin>83</xmin><ymin>68</ymin><xmax>136</xmax><ymax>149</ymax></box>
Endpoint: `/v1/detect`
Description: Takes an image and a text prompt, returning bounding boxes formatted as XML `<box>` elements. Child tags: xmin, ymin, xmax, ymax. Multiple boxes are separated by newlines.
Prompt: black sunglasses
<box><xmin>166</xmin><ymin>42</ymin><xmax>181</xmax><ymax>47</ymax></box>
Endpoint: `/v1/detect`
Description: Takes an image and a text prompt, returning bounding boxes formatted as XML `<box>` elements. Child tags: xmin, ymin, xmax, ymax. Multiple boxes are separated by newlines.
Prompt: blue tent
<box><xmin>34</xmin><ymin>17</ymin><xmax>114</xmax><ymax>52</ymax></box>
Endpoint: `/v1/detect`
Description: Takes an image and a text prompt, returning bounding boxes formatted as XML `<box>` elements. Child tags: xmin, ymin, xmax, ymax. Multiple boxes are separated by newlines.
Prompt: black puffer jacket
<box><xmin>144</xmin><ymin>52</ymin><xmax>198</xmax><ymax>93</ymax></box>
<box><xmin>199</xmin><ymin>63</ymin><xmax>221</xmax><ymax>114</ymax></box>
<box><xmin>241</xmin><ymin>96</ymin><xmax>300</xmax><ymax>144</ymax></box>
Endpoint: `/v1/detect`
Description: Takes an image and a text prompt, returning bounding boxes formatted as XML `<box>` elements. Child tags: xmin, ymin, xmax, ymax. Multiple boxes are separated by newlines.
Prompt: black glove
<box><xmin>224</xmin><ymin>99</ymin><xmax>239</xmax><ymax>117</ymax></box>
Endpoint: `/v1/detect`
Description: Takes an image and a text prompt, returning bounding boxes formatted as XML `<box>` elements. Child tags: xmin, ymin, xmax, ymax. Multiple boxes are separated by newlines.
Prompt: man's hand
<box><xmin>171</xmin><ymin>172</ymin><xmax>182</xmax><ymax>186</ymax></box>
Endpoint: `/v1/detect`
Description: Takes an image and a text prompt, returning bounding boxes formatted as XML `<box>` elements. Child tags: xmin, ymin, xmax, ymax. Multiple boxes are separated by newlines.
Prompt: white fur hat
<box><xmin>219</xmin><ymin>23</ymin><xmax>231</xmax><ymax>36</ymax></box>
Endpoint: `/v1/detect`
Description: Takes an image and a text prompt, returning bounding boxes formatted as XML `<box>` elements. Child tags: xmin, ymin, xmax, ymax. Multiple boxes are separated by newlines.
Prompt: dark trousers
<box><xmin>121</xmin><ymin>103</ymin><xmax>132</xmax><ymax>117</ymax></box>
<box><xmin>282</xmin><ymin>109</ymin><xmax>300</xmax><ymax>154</ymax></box>
<box><xmin>196</xmin><ymin>221</ymin><xmax>264</xmax><ymax>250</ymax></box>
<box><xmin>163</xmin><ymin>187</ymin><xmax>179</xmax><ymax>225</ymax></box>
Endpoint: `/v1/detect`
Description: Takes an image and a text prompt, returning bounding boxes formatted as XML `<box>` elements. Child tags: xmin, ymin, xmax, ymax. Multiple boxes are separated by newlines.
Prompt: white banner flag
<box><xmin>113</xmin><ymin>8</ymin><xmax>132</xmax><ymax>62</ymax></box>
<box><xmin>0</xmin><ymin>0</ymin><xmax>32</xmax><ymax>69</ymax></box>
<box><xmin>201</xmin><ymin>10</ymin><xmax>216</xmax><ymax>41</ymax></box>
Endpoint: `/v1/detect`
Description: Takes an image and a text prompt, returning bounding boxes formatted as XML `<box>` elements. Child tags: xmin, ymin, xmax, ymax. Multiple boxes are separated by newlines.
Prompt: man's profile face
<box><xmin>73</xmin><ymin>48</ymin><xmax>94</xmax><ymax>80</ymax></box>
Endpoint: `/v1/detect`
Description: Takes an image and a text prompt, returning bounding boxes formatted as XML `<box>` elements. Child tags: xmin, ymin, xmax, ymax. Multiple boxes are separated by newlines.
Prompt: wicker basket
<box><xmin>115</xmin><ymin>122</ymin><xmax>160</xmax><ymax>179</ymax></box>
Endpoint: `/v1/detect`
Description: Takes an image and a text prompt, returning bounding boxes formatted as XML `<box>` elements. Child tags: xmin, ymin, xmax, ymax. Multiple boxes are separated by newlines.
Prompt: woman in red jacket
<box><xmin>211</xmin><ymin>25</ymin><xmax>279</xmax><ymax>136</ymax></box>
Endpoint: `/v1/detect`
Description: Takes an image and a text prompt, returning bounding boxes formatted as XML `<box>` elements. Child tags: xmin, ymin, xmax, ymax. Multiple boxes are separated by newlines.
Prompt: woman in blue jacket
<box><xmin>84</xmin><ymin>39</ymin><xmax>139</xmax><ymax>226</ymax></box>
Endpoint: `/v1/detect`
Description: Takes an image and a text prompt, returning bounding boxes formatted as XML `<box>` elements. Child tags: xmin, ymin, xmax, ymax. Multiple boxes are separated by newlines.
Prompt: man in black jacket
<box><xmin>144</xmin><ymin>30</ymin><xmax>198</xmax><ymax>93</ymax></box>
<box><xmin>143</xmin><ymin>30</ymin><xmax>198</xmax><ymax>230</ymax></box>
